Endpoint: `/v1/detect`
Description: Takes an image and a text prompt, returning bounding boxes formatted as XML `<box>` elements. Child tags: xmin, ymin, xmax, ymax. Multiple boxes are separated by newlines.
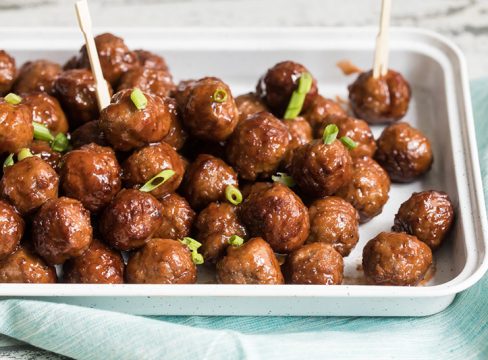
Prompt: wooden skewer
<box><xmin>75</xmin><ymin>0</ymin><xmax>111</xmax><ymax>110</ymax></box>
<box><xmin>373</xmin><ymin>0</ymin><xmax>392</xmax><ymax>79</ymax></box>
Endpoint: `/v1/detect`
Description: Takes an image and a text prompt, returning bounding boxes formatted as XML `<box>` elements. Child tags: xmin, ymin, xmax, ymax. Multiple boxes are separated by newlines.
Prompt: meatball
<box><xmin>290</xmin><ymin>139</ymin><xmax>353</xmax><ymax>198</ymax></box>
<box><xmin>195</xmin><ymin>202</ymin><xmax>247</xmax><ymax>263</ymax></box>
<box><xmin>126</xmin><ymin>238</ymin><xmax>197</xmax><ymax>284</ymax></box>
<box><xmin>123</xmin><ymin>142</ymin><xmax>185</xmax><ymax>199</ymax></box>
<box><xmin>302</xmin><ymin>95</ymin><xmax>347</xmax><ymax>136</ymax></box>
<box><xmin>78</xmin><ymin>33</ymin><xmax>138</xmax><ymax>86</ymax></box>
<box><xmin>154</xmin><ymin>193</ymin><xmax>195</xmax><ymax>240</ymax></box>
<box><xmin>63</xmin><ymin>239</ymin><xmax>124</xmax><ymax>284</ymax></box>
<box><xmin>336</xmin><ymin>157</ymin><xmax>390</xmax><ymax>223</ymax></box>
<box><xmin>134</xmin><ymin>49</ymin><xmax>169</xmax><ymax>71</ymax></box>
<box><xmin>182</xmin><ymin>154</ymin><xmax>238</xmax><ymax>210</ymax></box>
<box><xmin>33</xmin><ymin>197</ymin><xmax>93</xmax><ymax>265</ymax></box>
<box><xmin>239</xmin><ymin>182</ymin><xmax>309</xmax><ymax>253</ymax></box>
<box><xmin>283</xmin><ymin>243</ymin><xmax>344</xmax><ymax>285</ymax></box>
<box><xmin>282</xmin><ymin>116</ymin><xmax>313</xmax><ymax>171</ymax></box>
<box><xmin>1</xmin><ymin>156</ymin><xmax>59</xmax><ymax>215</ymax></box>
<box><xmin>216</xmin><ymin>237</ymin><xmax>284</xmax><ymax>284</ymax></box>
<box><xmin>28</xmin><ymin>140</ymin><xmax>62</xmax><ymax>171</ymax></box>
<box><xmin>13</xmin><ymin>60</ymin><xmax>61</xmax><ymax>95</ymax></box>
<box><xmin>0</xmin><ymin>50</ymin><xmax>16</xmax><ymax>96</ymax></box>
<box><xmin>256</xmin><ymin>61</ymin><xmax>318</xmax><ymax>117</ymax></box>
<box><xmin>348</xmin><ymin>69</ymin><xmax>411</xmax><ymax>124</ymax></box>
<box><xmin>0</xmin><ymin>98</ymin><xmax>33</xmax><ymax>154</ymax></box>
<box><xmin>59</xmin><ymin>143</ymin><xmax>121</xmax><ymax>212</ymax></box>
<box><xmin>0</xmin><ymin>246</ymin><xmax>57</xmax><ymax>283</ymax></box>
<box><xmin>362</xmin><ymin>231</ymin><xmax>433</xmax><ymax>286</ymax></box>
<box><xmin>161</xmin><ymin>99</ymin><xmax>188</xmax><ymax>150</ymax></box>
<box><xmin>70</xmin><ymin>120</ymin><xmax>107</xmax><ymax>149</ymax></box>
<box><xmin>0</xmin><ymin>200</ymin><xmax>23</xmax><ymax>260</ymax></box>
<box><xmin>118</xmin><ymin>67</ymin><xmax>174</xmax><ymax>99</ymax></box>
<box><xmin>393</xmin><ymin>190</ymin><xmax>454</xmax><ymax>250</ymax></box>
<box><xmin>375</xmin><ymin>122</ymin><xmax>433</xmax><ymax>182</ymax></box>
<box><xmin>183</xmin><ymin>77</ymin><xmax>239</xmax><ymax>142</ymax></box>
<box><xmin>226</xmin><ymin>111</ymin><xmax>290</xmax><ymax>181</ymax></box>
<box><xmin>307</xmin><ymin>196</ymin><xmax>359</xmax><ymax>257</ymax></box>
<box><xmin>99</xmin><ymin>89</ymin><xmax>172</xmax><ymax>151</ymax></box>
<box><xmin>235</xmin><ymin>92</ymin><xmax>268</xmax><ymax>122</ymax></box>
<box><xmin>99</xmin><ymin>189</ymin><xmax>163</xmax><ymax>251</ymax></box>
<box><xmin>23</xmin><ymin>92</ymin><xmax>68</xmax><ymax>135</ymax></box>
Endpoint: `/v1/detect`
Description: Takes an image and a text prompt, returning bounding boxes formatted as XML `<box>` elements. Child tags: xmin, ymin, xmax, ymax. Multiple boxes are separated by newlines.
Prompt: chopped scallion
<box><xmin>191</xmin><ymin>251</ymin><xmax>204</xmax><ymax>265</ymax></box>
<box><xmin>139</xmin><ymin>169</ymin><xmax>175</xmax><ymax>192</ymax></box>
<box><xmin>17</xmin><ymin>148</ymin><xmax>33</xmax><ymax>161</ymax></box>
<box><xmin>3</xmin><ymin>153</ymin><xmax>14</xmax><ymax>168</ymax></box>
<box><xmin>212</xmin><ymin>89</ymin><xmax>227</xmax><ymax>103</ymax></box>
<box><xmin>33</xmin><ymin>122</ymin><xmax>55</xmax><ymax>142</ymax></box>
<box><xmin>4</xmin><ymin>93</ymin><xmax>22</xmax><ymax>105</ymax></box>
<box><xmin>130</xmin><ymin>88</ymin><xmax>147</xmax><ymax>110</ymax></box>
<box><xmin>271</xmin><ymin>172</ymin><xmax>296</xmax><ymax>187</ymax></box>
<box><xmin>340</xmin><ymin>136</ymin><xmax>358</xmax><ymax>150</ymax></box>
<box><xmin>225</xmin><ymin>185</ymin><xmax>242</xmax><ymax>205</ymax></box>
<box><xmin>322</xmin><ymin>124</ymin><xmax>339</xmax><ymax>145</ymax></box>
<box><xmin>283</xmin><ymin>72</ymin><xmax>313</xmax><ymax>119</ymax></box>
<box><xmin>51</xmin><ymin>133</ymin><xmax>70</xmax><ymax>152</ymax></box>
<box><xmin>179</xmin><ymin>237</ymin><xmax>202</xmax><ymax>252</ymax></box>
<box><xmin>228</xmin><ymin>235</ymin><xmax>244</xmax><ymax>247</ymax></box>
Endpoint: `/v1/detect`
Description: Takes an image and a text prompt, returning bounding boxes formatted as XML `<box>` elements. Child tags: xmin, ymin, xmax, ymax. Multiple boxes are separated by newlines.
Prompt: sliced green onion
<box><xmin>322</xmin><ymin>124</ymin><xmax>339</xmax><ymax>145</ymax></box>
<box><xmin>179</xmin><ymin>237</ymin><xmax>202</xmax><ymax>252</ymax></box>
<box><xmin>4</xmin><ymin>93</ymin><xmax>22</xmax><ymax>105</ymax></box>
<box><xmin>271</xmin><ymin>172</ymin><xmax>296</xmax><ymax>187</ymax></box>
<box><xmin>139</xmin><ymin>169</ymin><xmax>175</xmax><ymax>192</ymax></box>
<box><xmin>3</xmin><ymin>153</ymin><xmax>14</xmax><ymax>168</ymax></box>
<box><xmin>17</xmin><ymin>148</ymin><xmax>33</xmax><ymax>161</ymax></box>
<box><xmin>33</xmin><ymin>122</ymin><xmax>55</xmax><ymax>142</ymax></box>
<box><xmin>130</xmin><ymin>88</ymin><xmax>147</xmax><ymax>110</ymax></box>
<box><xmin>225</xmin><ymin>185</ymin><xmax>242</xmax><ymax>205</ymax></box>
<box><xmin>191</xmin><ymin>251</ymin><xmax>204</xmax><ymax>265</ymax></box>
<box><xmin>283</xmin><ymin>72</ymin><xmax>313</xmax><ymax>120</ymax></box>
<box><xmin>212</xmin><ymin>89</ymin><xmax>227</xmax><ymax>103</ymax></box>
<box><xmin>340</xmin><ymin>136</ymin><xmax>358</xmax><ymax>150</ymax></box>
<box><xmin>228</xmin><ymin>235</ymin><xmax>244</xmax><ymax>247</ymax></box>
<box><xmin>51</xmin><ymin>133</ymin><xmax>70</xmax><ymax>152</ymax></box>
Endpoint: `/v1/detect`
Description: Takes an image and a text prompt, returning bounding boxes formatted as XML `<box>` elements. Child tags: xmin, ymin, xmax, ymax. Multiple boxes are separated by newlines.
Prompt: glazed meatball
<box><xmin>302</xmin><ymin>95</ymin><xmax>346</xmax><ymax>136</ymax></box>
<box><xmin>1</xmin><ymin>156</ymin><xmax>59</xmax><ymax>215</ymax></box>
<box><xmin>126</xmin><ymin>238</ymin><xmax>197</xmax><ymax>284</ymax></box>
<box><xmin>63</xmin><ymin>239</ymin><xmax>124</xmax><ymax>284</ymax></box>
<box><xmin>362</xmin><ymin>231</ymin><xmax>432</xmax><ymax>286</ymax></box>
<box><xmin>290</xmin><ymin>139</ymin><xmax>353</xmax><ymax>198</ymax></box>
<box><xmin>59</xmin><ymin>143</ymin><xmax>121</xmax><ymax>212</ymax></box>
<box><xmin>0</xmin><ymin>98</ymin><xmax>33</xmax><ymax>154</ymax></box>
<box><xmin>0</xmin><ymin>200</ymin><xmax>23</xmax><ymax>260</ymax></box>
<box><xmin>182</xmin><ymin>154</ymin><xmax>238</xmax><ymax>210</ymax></box>
<box><xmin>336</xmin><ymin>157</ymin><xmax>390</xmax><ymax>223</ymax></box>
<box><xmin>0</xmin><ymin>50</ymin><xmax>16</xmax><ymax>96</ymax></box>
<box><xmin>118</xmin><ymin>67</ymin><xmax>174</xmax><ymax>98</ymax></box>
<box><xmin>256</xmin><ymin>61</ymin><xmax>318</xmax><ymax>117</ymax></box>
<box><xmin>78</xmin><ymin>33</ymin><xmax>138</xmax><ymax>86</ymax></box>
<box><xmin>239</xmin><ymin>182</ymin><xmax>309</xmax><ymax>253</ymax></box>
<box><xmin>216</xmin><ymin>237</ymin><xmax>284</xmax><ymax>284</ymax></box>
<box><xmin>154</xmin><ymin>193</ymin><xmax>195</xmax><ymax>240</ymax></box>
<box><xmin>23</xmin><ymin>92</ymin><xmax>68</xmax><ymax>134</ymax></box>
<box><xmin>283</xmin><ymin>243</ymin><xmax>344</xmax><ymax>285</ymax></box>
<box><xmin>134</xmin><ymin>49</ymin><xmax>169</xmax><ymax>71</ymax></box>
<box><xmin>195</xmin><ymin>202</ymin><xmax>247</xmax><ymax>263</ymax></box>
<box><xmin>183</xmin><ymin>77</ymin><xmax>239</xmax><ymax>142</ymax></box>
<box><xmin>307</xmin><ymin>196</ymin><xmax>359</xmax><ymax>257</ymax></box>
<box><xmin>173</xmin><ymin>79</ymin><xmax>196</xmax><ymax>111</ymax></box>
<box><xmin>226</xmin><ymin>111</ymin><xmax>290</xmax><ymax>181</ymax></box>
<box><xmin>349</xmin><ymin>69</ymin><xmax>411</xmax><ymax>124</ymax></box>
<box><xmin>235</xmin><ymin>92</ymin><xmax>268</xmax><ymax>122</ymax></box>
<box><xmin>70</xmin><ymin>120</ymin><xmax>108</xmax><ymax>149</ymax></box>
<box><xmin>282</xmin><ymin>116</ymin><xmax>313</xmax><ymax>171</ymax></box>
<box><xmin>393</xmin><ymin>190</ymin><xmax>454</xmax><ymax>250</ymax></box>
<box><xmin>99</xmin><ymin>89</ymin><xmax>171</xmax><ymax>151</ymax></box>
<box><xmin>99</xmin><ymin>189</ymin><xmax>163</xmax><ymax>251</ymax></box>
<box><xmin>123</xmin><ymin>142</ymin><xmax>185</xmax><ymax>199</ymax></box>
<box><xmin>375</xmin><ymin>122</ymin><xmax>433</xmax><ymax>182</ymax></box>
<box><xmin>13</xmin><ymin>60</ymin><xmax>61</xmax><ymax>95</ymax></box>
<box><xmin>28</xmin><ymin>140</ymin><xmax>62</xmax><ymax>171</ymax></box>
<box><xmin>0</xmin><ymin>246</ymin><xmax>57</xmax><ymax>283</ymax></box>
<box><xmin>33</xmin><ymin>197</ymin><xmax>92</xmax><ymax>265</ymax></box>
<box><xmin>161</xmin><ymin>98</ymin><xmax>188</xmax><ymax>150</ymax></box>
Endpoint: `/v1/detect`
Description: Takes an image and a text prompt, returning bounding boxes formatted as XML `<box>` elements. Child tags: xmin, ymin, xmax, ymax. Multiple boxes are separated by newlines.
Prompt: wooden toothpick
<box><xmin>373</xmin><ymin>0</ymin><xmax>392</xmax><ymax>79</ymax></box>
<box><xmin>75</xmin><ymin>0</ymin><xmax>111</xmax><ymax>110</ymax></box>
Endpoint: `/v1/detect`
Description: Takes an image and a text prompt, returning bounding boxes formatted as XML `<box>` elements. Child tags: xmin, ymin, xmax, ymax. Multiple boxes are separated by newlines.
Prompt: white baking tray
<box><xmin>0</xmin><ymin>27</ymin><xmax>486</xmax><ymax>316</ymax></box>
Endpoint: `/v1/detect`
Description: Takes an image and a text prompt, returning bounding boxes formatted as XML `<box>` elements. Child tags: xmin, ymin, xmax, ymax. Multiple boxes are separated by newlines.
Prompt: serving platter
<box><xmin>0</xmin><ymin>27</ymin><xmax>486</xmax><ymax>316</ymax></box>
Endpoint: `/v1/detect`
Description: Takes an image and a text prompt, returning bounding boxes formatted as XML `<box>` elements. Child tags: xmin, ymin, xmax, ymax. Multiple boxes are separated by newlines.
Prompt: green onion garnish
<box><xmin>340</xmin><ymin>136</ymin><xmax>358</xmax><ymax>150</ymax></box>
<box><xmin>3</xmin><ymin>154</ymin><xmax>14</xmax><ymax>168</ymax></box>
<box><xmin>179</xmin><ymin>237</ymin><xmax>204</xmax><ymax>265</ymax></box>
<box><xmin>212</xmin><ymin>89</ymin><xmax>227</xmax><ymax>103</ymax></box>
<box><xmin>17</xmin><ymin>148</ymin><xmax>33</xmax><ymax>161</ymax></box>
<box><xmin>228</xmin><ymin>235</ymin><xmax>244</xmax><ymax>247</ymax></box>
<box><xmin>225</xmin><ymin>185</ymin><xmax>242</xmax><ymax>205</ymax></box>
<box><xmin>52</xmin><ymin>133</ymin><xmax>70</xmax><ymax>152</ymax></box>
<box><xmin>33</xmin><ymin>122</ymin><xmax>55</xmax><ymax>142</ymax></box>
<box><xmin>4</xmin><ymin>93</ymin><xmax>22</xmax><ymax>105</ymax></box>
<box><xmin>271</xmin><ymin>172</ymin><xmax>296</xmax><ymax>187</ymax></box>
<box><xmin>323</xmin><ymin>124</ymin><xmax>339</xmax><ymax>145</ymax></box>
<box><xmin>283</xmin><ymin>72</ymin><xmax>313</xmax><ymax>120</ymax></box>
<box><xmin>191</xmin><ymin>252</ymin><xmax>204</xmax><ymax>265</ymax></box>
<box><xmin>139</xmin><ymin>169</ymin><xmax>175</xmax><ymax>192</ymax></box>
<box><xmin>130</xmin><ymin>88</ymin><xmax>147</xmax><ymax>110</ymax></box>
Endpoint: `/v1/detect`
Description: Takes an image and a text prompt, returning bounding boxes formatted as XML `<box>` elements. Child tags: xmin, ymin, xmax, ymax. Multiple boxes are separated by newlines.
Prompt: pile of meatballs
<box><xmin>0</xmin><ymin>33</ymin><xmax>455</xmax><ymax>287</ymax></box>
